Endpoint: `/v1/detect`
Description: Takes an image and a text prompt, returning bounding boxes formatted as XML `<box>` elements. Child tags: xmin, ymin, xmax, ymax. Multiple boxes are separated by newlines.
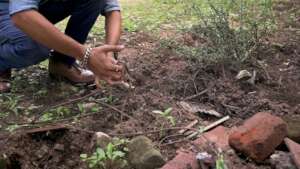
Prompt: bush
<box><xmin>164</xmin><ymin>0</ymin><xmax>275</xmax><ymax>65</ymax></box>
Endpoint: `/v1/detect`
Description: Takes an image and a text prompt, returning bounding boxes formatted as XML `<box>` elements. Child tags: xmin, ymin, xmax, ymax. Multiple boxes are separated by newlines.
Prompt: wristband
<box><xmin>80</xmin><ymin>47</ymin><xmax>92</xmax><ymax>69</ymax></box>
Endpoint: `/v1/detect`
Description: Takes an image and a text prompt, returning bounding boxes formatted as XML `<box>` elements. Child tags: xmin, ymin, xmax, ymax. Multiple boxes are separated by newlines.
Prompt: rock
<box><xmin>283</xmin><ymin>115</ymin><xmax>300</xmax><ymax>143</ymax></box>
<box><xmin>285</xmin><ymin>138</ymin><xmax>300</xmax><ymax>169</ymax></box>
<box><xmin>161</xmin><ymin>151</ymin><xmax>198</xmax><ymax>169</ymax></box>
<box><xmin>128</xmin><ymin>136</ymin><xmax>165</xmax><ymax>169</ymax></box>
<box><xmin>82</xmin><ymin>103</ymin><xmax>96</xmax><ymax>110</ymax></box>
<box><xmin>35</xmin><ymin>145</ymin><xmax>49</xmax><ymax>159</ymax></box>
<box><xmin>229</xmin><ymin>112</ymin><xmax>287</xmax><ymax>162</ymax></box>
<box><xmin>270</xmin><ymin>151</ymin><xmax>296</xmax><ymax>169</ymax></box>
<box><xmin>196</xmin><ymin>152</ymin><xmax>214</xmax><ymax>169</ymax></box>
<box><xmin>91</xmin><ymin>132</ymin><xmax>111</xmax><ymax>149</ymax></box>
<box><xmin>53</xmin><ymin>144</ymin><xmax>64</xmax><ymax>152</ymax></box>
<box><xmin>236</xmin><ymin>70</ymin><xmax>252</xmax><ymax>81</ymax></box>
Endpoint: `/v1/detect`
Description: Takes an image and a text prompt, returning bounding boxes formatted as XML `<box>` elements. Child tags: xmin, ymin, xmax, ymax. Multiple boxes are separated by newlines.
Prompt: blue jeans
<box><xmin>0</xmin><ymin>0</ymin><xmax>103</xmax><ymax>72</ymax></box>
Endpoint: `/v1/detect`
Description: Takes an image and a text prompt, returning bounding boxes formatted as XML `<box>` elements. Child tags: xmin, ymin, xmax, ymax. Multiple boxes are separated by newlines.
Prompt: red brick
<box><xmin>193</xmin><ymin>126</ymin><xmax>231</xmax><ymax>150</ymax></box>
<box><xmin>229</xmin><ymin>112</ymin><xmax>287</xmax><ymax>162</ymax></box>
<box><xmin>285</xmin><ymin>138</ymin><xmax>300</xmax><ymax>169</ymax></box>
<box><xmin>161</xmin><ymin>151</ymin><xmax>199</xmax><ymax>169</ymax></box>
<box><xmin>161</xmin><ymin>126</ymin><xmax>231</xmax><ymax>169</ymax></box>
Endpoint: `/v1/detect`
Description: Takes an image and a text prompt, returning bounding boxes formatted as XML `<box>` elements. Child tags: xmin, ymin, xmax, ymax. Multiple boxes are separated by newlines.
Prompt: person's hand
<box><xmin>88</xmin><ymin>45</ymin><xmax>124</xmax><ymax>85</ymax></box>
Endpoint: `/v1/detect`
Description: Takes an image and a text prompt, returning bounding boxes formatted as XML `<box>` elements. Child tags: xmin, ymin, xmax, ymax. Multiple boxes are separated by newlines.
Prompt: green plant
<box><xmin>80</xmin><ymin>138</ymin><xmax>128</xmax><ymax>169</ymax></box>
<box><xmin>1</xmin><ymin>94</ymin><xmax>22</xmax><ymax>116</ymax></box>
<box><xmin>153</xmin><ymin>107</ymin><xmax>176</xmax><ymax>126</ymax></box>
<box><xmin>77</xmin><ymin>103</ymin><xmax>85</xmax><ymax>114</ymax></box>
<box><xmin>216</xmin><ymin>151</ymin><xmax>228</xmax><ymax>169</ymax></box>
<box><xmin>168</xmin><ymin>0</ymin><xmax>274</xmax><ymax>65</ymax></box>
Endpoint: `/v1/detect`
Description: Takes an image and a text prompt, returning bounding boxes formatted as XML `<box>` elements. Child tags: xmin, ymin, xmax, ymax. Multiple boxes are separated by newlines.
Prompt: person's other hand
<box><xmin>88</xmin><ymin>45</ymin><xmax>124</xmax><ymax>85</ymax></box>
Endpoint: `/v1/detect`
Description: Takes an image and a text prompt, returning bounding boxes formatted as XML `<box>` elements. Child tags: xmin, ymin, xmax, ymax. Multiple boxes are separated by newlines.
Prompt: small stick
<box><xmin>94</xmin><ymin>100</ymin><xmax>137</xmax><ymax>121</ymax></box>
<box><xmin>178</xmin><ymin>120</ymin><xmax>199</xmax><ymax>134</ymax></box>
<box><xmin>109</xmin><ymin>127</ymin><xmax>199</xmax><ymax>137</ymax></box>
<box><xmin>158</xmin><ymin>133</ymin><xmax>184</xmax><ymax>147</ymax></box>
<box><xmin>187</xmin><ymin>116</ymin><xmax>230</xmax><ymax>139</ymax></box>
<box><xmin>184</xmin><ymin>89</ymin><xmax>208</xmax><ymax>101</ymax></box>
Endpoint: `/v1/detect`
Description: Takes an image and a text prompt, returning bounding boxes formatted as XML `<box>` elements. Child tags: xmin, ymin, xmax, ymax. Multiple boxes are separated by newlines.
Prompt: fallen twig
<box><xmin>187</xmin><ymin>116</ymin><xmax>230</xmax><ymax>139</ymax></box>
<box><xmin>158</xmin><ymin>133</ymin><xmax>184</xmax><ymax>147</ymax></box>
<box><xmin>94</xmin><ymin>100</ymin><xmax>137</xmax><ymax>121</ymax></box>
<box><xmin>109</xmin><ymin>127</ymin><xmax>200</xmax><ymax>137</ymax></box>
<box><xmin>178</xmin><ymin>120</ymin><xmax>199</xmax><ymax>134</ymax></box>
<box><xmin>184</xmin><ymin>89</ymin><xmax>208</xmax><ymax>101</ymax></box>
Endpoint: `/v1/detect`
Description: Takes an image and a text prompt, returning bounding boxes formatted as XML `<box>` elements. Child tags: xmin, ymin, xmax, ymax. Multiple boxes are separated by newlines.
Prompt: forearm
<box><xmin>11</xmin><ymin>10</ymin><xmax>85</xmax><ymax>60</ymax></box>
<box><xmin>105</xmin><ymin>11</ymin><xmax>121</xmax><ymax>45</ymax></box>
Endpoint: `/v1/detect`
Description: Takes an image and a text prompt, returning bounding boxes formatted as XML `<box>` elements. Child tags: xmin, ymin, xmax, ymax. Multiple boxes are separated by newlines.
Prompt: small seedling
<box><xmin>81</xmin><ymin>138</ymin><xmax>128</xmax><ymax>169</ymax></box>
<box><xmin>153</xmin><ymin>107</ymin><xmax>176</xmax><ymax>126</ymax></box>
<box><xmin>77</xmin><ymin>103</ymin><xmax>85</xmax><ymax>114</ymax></box>
<box><xmin>216</xmin><ymin>151</ymin><xmax>228</xmax><ymax>169</ymax></box>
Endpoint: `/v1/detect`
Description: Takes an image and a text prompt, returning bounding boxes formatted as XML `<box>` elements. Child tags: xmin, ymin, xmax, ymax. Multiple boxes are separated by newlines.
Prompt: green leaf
<box><xmin>167</xmin><ymin>116</ymin><xmax>176</xmax><ymax>126</ymax></box>
<box><xmin>106</xmin><ymin>143</ymin><xmax>114</xmax><ymax>159</ymax></box>
<box><xmin>164</xmin><ymin>107</ymin><xmax>173</xmax><ymax>115</ymax></box>
<box><xmin>91</xmin><ymin>107</ymin><xmax>100</xmax><ymax>112</ymax></box>
<box><xmin>112</xmin><ymin>151</ymin><xmax>125</xmax><ymax>160</ymax></box>
<box><xmin>80</xmin><ymin>154</ymin><xmax>88</xmax><ymax>159</ymax></box>
<box><xmin>152</xmin><ymin>110</ymin><xmax>163</xmax><ymax>114</ymax></box>
<box><xmin>77</xmin><ymin>103</ymin><xmax>84</xmax><ymax>113</ymax></box>
<box><xmin>96</xmin><ymin>148</ymin><xmax>106</xmax><ymax>159</ymax></box>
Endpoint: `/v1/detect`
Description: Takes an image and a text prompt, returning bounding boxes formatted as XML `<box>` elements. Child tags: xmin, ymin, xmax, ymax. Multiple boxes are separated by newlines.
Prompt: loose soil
<box><xmin>0</xmin><ymin>0</ymin><xmax>299</xmax><ymax>168</ymax></box>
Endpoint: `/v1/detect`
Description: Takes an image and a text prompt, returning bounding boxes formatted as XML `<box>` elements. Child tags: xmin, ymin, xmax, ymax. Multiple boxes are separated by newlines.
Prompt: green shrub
<box><xmin>164</xmin><ymin>0</ymin><xmax>275</xmax><ymax>65</ymax></box>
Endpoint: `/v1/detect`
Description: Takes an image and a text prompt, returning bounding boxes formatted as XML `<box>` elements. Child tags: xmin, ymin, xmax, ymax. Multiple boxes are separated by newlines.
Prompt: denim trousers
<box><xmin>0</xmin><ymin>0</ymin><xmax>103</xmax><ymax>71</ymax></box>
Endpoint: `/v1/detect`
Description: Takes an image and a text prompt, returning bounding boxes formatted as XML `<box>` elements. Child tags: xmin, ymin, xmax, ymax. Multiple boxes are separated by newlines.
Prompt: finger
<box><xmin>95</xmin><ymin>77</ymin><xmax>102</xmax><ymax>89</ymax></box>
<box><xmin>109</xmin><ymin>71</ymin><xmax>123</xmax><ymax>81</ymax></box>
<box><xmin>106</xmin><ymin>63</ymin><xmax>123</xmax><ymax>72</ymax></box>
<box><xmin>108</xmin><ymin>56</ymin><xmax>118</xmax><ymax>65</ymax></box>
<box><xmin>101</xmin><ymin>45</ymin><xmax>125</xmax><ymax>53</ymax></box>
<box><xmin>102</xmin><ymin>77</ymin><xmax>122</xmax><ymax>85</ymax></box>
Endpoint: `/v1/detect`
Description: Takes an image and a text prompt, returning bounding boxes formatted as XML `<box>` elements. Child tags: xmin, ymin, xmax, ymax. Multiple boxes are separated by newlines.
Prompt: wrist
<box><xmin>76</xmin><ymin>45</ymin><xmax>86</xmax><ymax>61</ymax></box>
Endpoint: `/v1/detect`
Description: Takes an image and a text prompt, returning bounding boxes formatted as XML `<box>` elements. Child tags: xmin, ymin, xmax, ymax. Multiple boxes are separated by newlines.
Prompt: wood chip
<box><xmin>179</xmin><ymin>101</ymin><xmax>222</xmax><ymax>117</ymax></box>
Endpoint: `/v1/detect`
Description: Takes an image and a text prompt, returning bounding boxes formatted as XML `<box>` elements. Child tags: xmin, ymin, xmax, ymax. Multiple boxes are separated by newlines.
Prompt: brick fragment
<box><xmin>161</xmin><ymin>151</ymin><xmax>198</xmax><ymax>169</ymax></box>
<box><xmin>229</xmin><ymin>112</ymin><xmax>287</xmax><ymax>162</ymax></box>
<box><xmin>285</xmin><ymin>138</ymin><xmax>300</xmax><ymax>169</ymax></box>
<box><xmin>161</xmin><ymin>126</ymin><xmax>231</xmax><ymax>169</ymax></box>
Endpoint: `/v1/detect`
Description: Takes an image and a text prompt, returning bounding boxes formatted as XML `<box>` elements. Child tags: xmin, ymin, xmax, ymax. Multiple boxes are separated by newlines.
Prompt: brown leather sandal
<box><xmin>0</xmin><ymin>70</ymin><xmax>11</xmax><ymax>93</ymax></box>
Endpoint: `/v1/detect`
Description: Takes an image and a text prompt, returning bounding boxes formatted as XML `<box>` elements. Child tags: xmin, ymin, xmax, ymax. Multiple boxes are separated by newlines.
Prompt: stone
<box><xmin>91</xmin><ymin>132</ymin><xmax>111</xmax><ymax>149</ymax></box>
<box><xmin>161</xmin><ymin>151</ymin><xmax>198</xmax><ymax>169</ymax></box>
<box><xmin>283</xmin><ymin>115</ymin><xmax>300</xmax><ymax>143</ymax></box>
<box><xmin>128</xmin><ymin>136</ymin><xmax>165</xmax><ymax>169</ymax></box>
<box><xmin>229</xmin><ymin>112</ymin><xmax>287</xmax><ymax>162</ymax></box>
<box><xmin>196</xmin><ymin>152</ymin><xmax>214</xmax><ymax>169</ymax></box>
<box><xmin>35</xmin><ymin>145</ymin><xmax>49</xmax><ymax>159</ymax></box>
<box><xmin>53</xmin><ymin>144</ymin><xmax>64</xmax><ymax>152</ymax></box>
<box><xmin>236</xmin><ymin>70</ymin><xmax>252</xmax><ymax>81</ymax></box>
<box><xmin>270</xmin><ymin>151</ymin><xmax>296</xmax><ymax>169</ymax></box>
<box><xmin>285</xmin><ymin>138</ymin><xmax>300</xmax><ymax>169</ymax></box>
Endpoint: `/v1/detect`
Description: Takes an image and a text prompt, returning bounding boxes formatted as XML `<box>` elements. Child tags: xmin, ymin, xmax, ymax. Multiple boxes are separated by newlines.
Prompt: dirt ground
<box><xmin>0</xmin><ymin>0</ymin><xmax>299</xmax><ymax>169</ymax></box>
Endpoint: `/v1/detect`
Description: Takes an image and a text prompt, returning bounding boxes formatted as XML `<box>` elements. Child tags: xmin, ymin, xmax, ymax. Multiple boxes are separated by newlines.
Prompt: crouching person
<box><xmin>0</xmin><ymin>0</ymin><xmax>124</xmax><ymax>92</ymax></box>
